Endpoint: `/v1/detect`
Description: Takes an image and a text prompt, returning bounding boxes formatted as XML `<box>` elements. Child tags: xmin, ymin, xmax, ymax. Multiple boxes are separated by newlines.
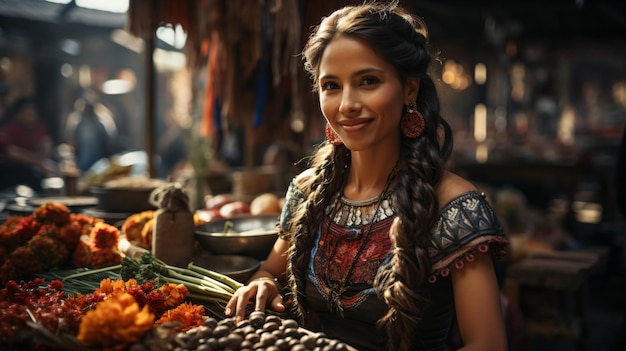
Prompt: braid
<box><xmin>286</xmin><ymin>143</ymin><xmax>349</xmax><ymax>323</ymax></box>
<box><xmin>374</xmin><ymin>76</ymin><xmax>451</xmax><ymax>350</ymax></box>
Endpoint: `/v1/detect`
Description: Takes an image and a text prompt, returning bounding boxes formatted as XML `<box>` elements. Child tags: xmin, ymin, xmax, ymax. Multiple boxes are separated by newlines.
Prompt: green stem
<box><xmin>166</xmin><ymin>270</ymin><xmax>231</xmax><ymax>293</ymax></box>
<box><xmin>187</xmin><ymin>262</ymin><xmax>243</xmax><ymax>291</ymax></box>
<box><xmin>61</xmin><ymin>264</ymin><xmax>122</xmax><ymax>281</ymax></box>
<box><xmin>163</xmin><ymin>276</ymin><xmax>234</xmax><ymax>301</ymax></box>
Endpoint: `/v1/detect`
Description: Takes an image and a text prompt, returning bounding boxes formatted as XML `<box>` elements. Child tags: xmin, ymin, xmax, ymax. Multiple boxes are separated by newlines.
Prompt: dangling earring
<box><xmin>325</xmin><ymin>123</ymin><xmax>343</xmax><ymax>146</ymax></box>
<box><xmin>401</xmin><ymin>100</ymin><xmax>425</xmax><ymax>138</ymax></box>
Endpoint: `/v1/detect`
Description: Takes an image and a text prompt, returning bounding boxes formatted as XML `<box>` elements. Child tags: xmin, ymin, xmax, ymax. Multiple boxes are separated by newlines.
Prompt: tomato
<box><xmin>218</xmin><ymin>201</ymin><xmax>251</xmax><ymax>218</ymax></box>
<box><xmin>204</xmin><ymin>194</ymin><xmax>234</xmax><ymax>210</ymax></box>
<box><xmin>196</xmin><ymin>208</ymin><xmax>224</xmax><ymax>222</ymax></box>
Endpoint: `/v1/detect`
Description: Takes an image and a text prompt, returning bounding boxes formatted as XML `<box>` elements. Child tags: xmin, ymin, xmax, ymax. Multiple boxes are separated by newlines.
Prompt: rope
<box><xmin>149</xmin><ymin>182</ymin><xmax>191</xmax><ymax>212</ymax></box>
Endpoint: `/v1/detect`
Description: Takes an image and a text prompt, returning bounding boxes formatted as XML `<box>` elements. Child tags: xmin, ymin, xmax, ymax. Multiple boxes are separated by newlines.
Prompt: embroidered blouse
<box><xmin>278</xmin><ymin>180</ymin><xmax>509</xmax><ymax>351</ymax></box>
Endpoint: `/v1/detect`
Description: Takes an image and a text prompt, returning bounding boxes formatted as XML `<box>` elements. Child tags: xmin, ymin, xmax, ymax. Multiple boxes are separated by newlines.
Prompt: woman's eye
<box><xmin>362</xmin><ymin>77</ymin><xmax>379</xmax><ymax>85</ymax></box>
<box><xmin>321</xmin><ymin>82</ymin><xmax>339</xmax><ymax>90</ymax></box>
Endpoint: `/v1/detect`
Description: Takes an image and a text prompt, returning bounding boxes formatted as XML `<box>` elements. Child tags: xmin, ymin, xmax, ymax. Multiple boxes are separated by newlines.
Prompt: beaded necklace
<box><xmin>325</xmin><ymin>163</ymin><xmax>397</xmax><ymax>316</ymax></box>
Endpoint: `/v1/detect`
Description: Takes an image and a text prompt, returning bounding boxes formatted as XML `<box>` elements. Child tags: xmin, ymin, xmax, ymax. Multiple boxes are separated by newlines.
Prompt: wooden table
<box><xmin>504</xmin><ymin>247</ymin><xmax>609</xmax><ymax>351</ymax></box>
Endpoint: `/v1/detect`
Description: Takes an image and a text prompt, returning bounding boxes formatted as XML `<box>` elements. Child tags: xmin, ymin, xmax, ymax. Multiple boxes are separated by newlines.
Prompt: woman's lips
<box><xmin>339</xmin><ymin>119</ymin><xmax>372</xmax><ymax>132</ymax></box>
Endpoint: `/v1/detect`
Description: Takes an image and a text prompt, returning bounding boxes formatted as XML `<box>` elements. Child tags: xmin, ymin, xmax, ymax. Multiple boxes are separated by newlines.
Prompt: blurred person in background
<box><xmin>65</xmin><ymin>92</ymin><xmax>118</xmax><ymax>174</ymax></box>
<box><xmin>72</xmin><ymin>102</ymin><xmax>116</xmax><ymax>174</ymax></box>
<box><xmin>0</xmin><ymin>97</ymin><xmax>56</xmax><ymax>191</ymax></box>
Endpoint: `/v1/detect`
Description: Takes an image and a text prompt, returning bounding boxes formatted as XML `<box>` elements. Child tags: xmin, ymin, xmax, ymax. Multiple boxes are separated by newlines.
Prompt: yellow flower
<box><xmin>159</xmin><ymin>283</ymin><xmax>189</xmax><ymax>307</ymax></box>
<box><xmin>77</xmin><ymin>292</ymin><xmax>154</xmax><ymax>350</ymax></box>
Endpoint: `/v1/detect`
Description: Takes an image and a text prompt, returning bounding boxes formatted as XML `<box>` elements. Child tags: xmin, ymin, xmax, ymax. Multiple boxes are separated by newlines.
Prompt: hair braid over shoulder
<box><xmin>286</xmin><ymin>144</ymin><xmax>349</xmax><ymax>322</ymax></box>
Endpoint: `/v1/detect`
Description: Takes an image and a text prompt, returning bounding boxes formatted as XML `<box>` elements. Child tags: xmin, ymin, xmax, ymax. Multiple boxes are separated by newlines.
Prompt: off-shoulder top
<box><xmin>278</xmin><ymin>180</ymin><xmax>509</xmax><ymax>351</ymax></box>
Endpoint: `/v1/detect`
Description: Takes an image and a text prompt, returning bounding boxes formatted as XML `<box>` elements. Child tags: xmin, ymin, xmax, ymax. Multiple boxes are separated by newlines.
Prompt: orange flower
<box><xmin>89</xmin><ymin>222</ymin><xmax>120</xmax><ymax>250</ymax></box>
<box><xmin>77</xmin><ymin>292</ymin><xmax>154</xmax><ymax>350</ymax></box>
<box><xmin>95</xmin><ymin>278</ymin><xmax>129</xmax><ymax>296</ymax></box>
<box><xmin>125</xmin><ymin>279</ymin><xmax>140</xmax><ymax>290</ymax></box>
<box><xmin>159</xmin><ymin>283</ymin><xmax>189</xmax><ymax>307</ymax></box>
<box><xmin>69</xmin><ymin>213</ymin><xmax>103</xmax><ymax>237</ymax></box>
<box><xmin>155</xmin><ymin>302</ymin><xmax>204</xmax><ymax>331</ymax></box>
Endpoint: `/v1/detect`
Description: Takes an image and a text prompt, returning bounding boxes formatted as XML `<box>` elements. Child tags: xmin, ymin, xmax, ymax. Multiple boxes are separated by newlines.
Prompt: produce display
<box><xmin>130</xmin><ymin>312</ymin><xmax>355</xmax><ymax>351</ymax></box>
<box><xmin>0</xmin><ymin>202</ymin><xmax>123</xmax><ymax>286</ymax></box>
<box><xmin>0</xmin><ymin>251</ymin><xmax>354</xmax><ymax>351</ymax></box>
<box><xmin>197</xmin><ymin>193</ymin><xmax>284</xmax><ymax>222</ymax></box>
<box><xmin>0</xmin><ymin>194</ymin><xmax>316</xmax><ymax>351</ymax></box>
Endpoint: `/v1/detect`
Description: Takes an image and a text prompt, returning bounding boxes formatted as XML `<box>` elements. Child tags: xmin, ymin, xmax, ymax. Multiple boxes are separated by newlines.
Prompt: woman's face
<box><xmin>16</xmin><ymin>104</ymin><xmax>39</xmax><ymax>128</ymax></box>
<box><xmin>317</xmin><ymin>34</ymin><xmax>416</xmax><ymax>152</ymax></box>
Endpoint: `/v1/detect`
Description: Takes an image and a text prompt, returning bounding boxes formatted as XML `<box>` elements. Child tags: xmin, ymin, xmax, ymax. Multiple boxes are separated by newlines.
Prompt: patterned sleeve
<box><xmin>277</xmin><ymin>179</ymin><xmax>306</xmax><ymax>240</ymax></box>
<box><xmin>428</xmin><ymin>190</ymin><xmax>509</xmax><ymax>282</ymax></box>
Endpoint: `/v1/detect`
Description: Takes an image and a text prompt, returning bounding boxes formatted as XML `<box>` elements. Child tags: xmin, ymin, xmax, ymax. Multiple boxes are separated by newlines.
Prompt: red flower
<box><xmin>90</xmin><ymin>248</ymin><xmax>122</xmax><ymax>269</ymax></box>
<box><xmin>55</xmin><ymin>221</ymin><xmax>84</xmax><ymax>249</ymax></box>
<box><xmin>27</xmin><ymin>234</ymin><xmax>69</xmax><ymax>268</ymax></box>
<box><xmin>7</xmin><ymin>246</ymin><xmax>44</xmax><ymax>275</ymax></box>
<box><xmin>0</xmin><ymin>216</ymin><xmax>40</xmax><ymax>250</ymax></box>
<box><xmin>89</xmin><ymin>222</ymin><xmax>120</xmax><ymax>250</ymax></box>
<box><xmin>33</xmin><ymin>202</ymin><xmax>70</xmax><ymax>225</ymax></box>
<box><xmin>72</xmin><ymin>239</ymin><xmax>93</xmax><ymax>268</ymax></box>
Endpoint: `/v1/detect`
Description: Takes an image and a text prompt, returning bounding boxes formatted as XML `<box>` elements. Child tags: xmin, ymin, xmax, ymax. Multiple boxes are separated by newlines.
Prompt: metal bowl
<box><xmin>195</xmin><ymin>214</ymin><xmax>279</xmax><ymax>260</ymax></box>
<box><xmin>89</xmin><ymin>186</ymin><xmax>157</xmax><ymax>212</ymax></box>
<box><xmin>190</xmin><ymin>254</ymin><xmax>260</xmax><ymax>283</ymax></box>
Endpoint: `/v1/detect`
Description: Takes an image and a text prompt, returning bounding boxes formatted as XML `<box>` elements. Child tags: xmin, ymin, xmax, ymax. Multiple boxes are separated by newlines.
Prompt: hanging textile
<box><xmin>201</xmin><ymin>34</ymin><xmax>219</xmax><ymax>137</ymax></box>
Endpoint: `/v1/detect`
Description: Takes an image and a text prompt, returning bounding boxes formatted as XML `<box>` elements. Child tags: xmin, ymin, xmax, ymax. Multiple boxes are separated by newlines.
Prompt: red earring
<box><xmin>325</xmin><ymin>123</ymin><xmax>343</xmax><ymax>146</ymax></box>
<box><xmin>401</xmin><ymin>101</ymin><xmax>425</xmax><ymax>138</ymax></box>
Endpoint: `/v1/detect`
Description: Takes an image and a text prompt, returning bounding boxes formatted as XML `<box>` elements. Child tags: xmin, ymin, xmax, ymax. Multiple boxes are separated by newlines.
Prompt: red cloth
<box><xmin>0</xmin><ymin>121</ymin><xmax>50</xmax><ymax>154</ymax></box>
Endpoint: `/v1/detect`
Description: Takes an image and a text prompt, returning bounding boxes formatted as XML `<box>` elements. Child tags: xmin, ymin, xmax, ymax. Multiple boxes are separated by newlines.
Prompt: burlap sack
<box><xmin>149</xmin><ymin>183</ymin><xmax>194</xmax><ymax>266</ymax></box>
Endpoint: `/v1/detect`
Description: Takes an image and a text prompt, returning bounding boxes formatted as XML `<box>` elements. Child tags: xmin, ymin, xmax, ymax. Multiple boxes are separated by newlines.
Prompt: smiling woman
<box><xmin>224</xmin><ymin>2</ymin><xmax>510</xmax><ymax>351</ymax></box>
<box><xmin>317</xmin><ymin>34</ymin><xmax>410</xmax><ymax>157</ymax></box>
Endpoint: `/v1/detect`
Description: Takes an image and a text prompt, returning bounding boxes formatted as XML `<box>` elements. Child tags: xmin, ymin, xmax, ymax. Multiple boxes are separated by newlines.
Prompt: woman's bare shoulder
<box><xmin>436</xmin><ymin>172</ymin><xmax>478</xmax><ymax>209</ymax></box>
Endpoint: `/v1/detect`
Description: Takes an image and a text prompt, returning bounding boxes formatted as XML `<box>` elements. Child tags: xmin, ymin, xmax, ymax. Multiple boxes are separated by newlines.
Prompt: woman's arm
<box><xmin>437</xmin><ymin>171</ymin><xmax>508</xmax><ymax>350</ymax></box>
<box><xmin>451</xmin><ymin>252</ymin><xmax>508</xmax><ymax>351</ymax></box>
<box><xmin>225</xmin><ymin>236</ymin><xmax>290</xmax><ymax>321</ymax></box>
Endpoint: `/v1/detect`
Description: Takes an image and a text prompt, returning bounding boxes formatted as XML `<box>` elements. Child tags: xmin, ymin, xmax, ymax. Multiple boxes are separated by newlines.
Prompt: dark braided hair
<box><xmin>291</xmin><ymin>1</ymin><xmax>453</xmax><ymax>350</ymax></box>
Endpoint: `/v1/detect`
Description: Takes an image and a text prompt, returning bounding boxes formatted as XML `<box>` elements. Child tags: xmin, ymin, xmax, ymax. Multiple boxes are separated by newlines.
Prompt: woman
<box><xmin>0</xmin><ymin>97</ymin><xmax>55</xmax><ymax>191</ymax></box>
<box><xmin>226</xmin><ymin>2</ymin><xmax>509</xmax><ymax>350</ymax></box>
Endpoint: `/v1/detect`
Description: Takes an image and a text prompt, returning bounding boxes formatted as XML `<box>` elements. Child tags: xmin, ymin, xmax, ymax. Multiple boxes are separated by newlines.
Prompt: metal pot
<box><xmin>89</xmin><ymin>186</ymin><xmax>156</xmax><ymax>212</ymax></box>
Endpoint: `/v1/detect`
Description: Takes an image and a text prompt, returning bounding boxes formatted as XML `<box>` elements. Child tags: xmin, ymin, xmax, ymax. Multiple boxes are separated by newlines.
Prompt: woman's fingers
<box><xmin>254</xmin><ymin>285</ymin><xmax>270</xmax><ymax>312</ymax></box>
<box><xmin>224</xmin><ymin>282</ymin><xmax>282</xmax><ymax>321</ymax></box>
<box><xmin>225</xmin><ymin>285</ymin><xmax>254</xmax><ymax>318</ymax></box>
<box><xmin>234</xmin><ymin>286</ymin><xmax>256</xmax><ymax>322</ymax></box>
<box><xmin>224</xmin><ymin>289</ymin><xmax>241</xmax><ymax>317</ymax></box>
<box><xmin>270</xmin><ymin>294</ymin><xmax>285</xmax><ymax>313</ymax></box>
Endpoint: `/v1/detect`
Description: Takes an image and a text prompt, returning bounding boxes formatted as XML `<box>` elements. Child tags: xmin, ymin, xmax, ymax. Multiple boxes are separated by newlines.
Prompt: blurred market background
<box><xmin>0</xmin><ymin>0</ymin><xmax>625</xmax><ymax>350</ymax></box>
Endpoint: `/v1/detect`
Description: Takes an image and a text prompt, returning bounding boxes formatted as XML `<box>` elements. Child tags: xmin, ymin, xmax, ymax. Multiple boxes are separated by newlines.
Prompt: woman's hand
<box><xmin>226</xmin><ymin>236</ymin><xmax>291</xmax><ymax>321</ymax></box>
<box><xmin>225</xmin><ymin>276</ymin><xmax>285</xmax><ymax>322</ymax></box>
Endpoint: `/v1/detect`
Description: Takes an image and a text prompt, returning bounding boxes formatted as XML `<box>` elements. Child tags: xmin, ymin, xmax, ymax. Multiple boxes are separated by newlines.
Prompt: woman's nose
<box><xmin>339</xmin><ymin>88</ymin><xmax>362</xmax><ymax>115</ymax></box>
